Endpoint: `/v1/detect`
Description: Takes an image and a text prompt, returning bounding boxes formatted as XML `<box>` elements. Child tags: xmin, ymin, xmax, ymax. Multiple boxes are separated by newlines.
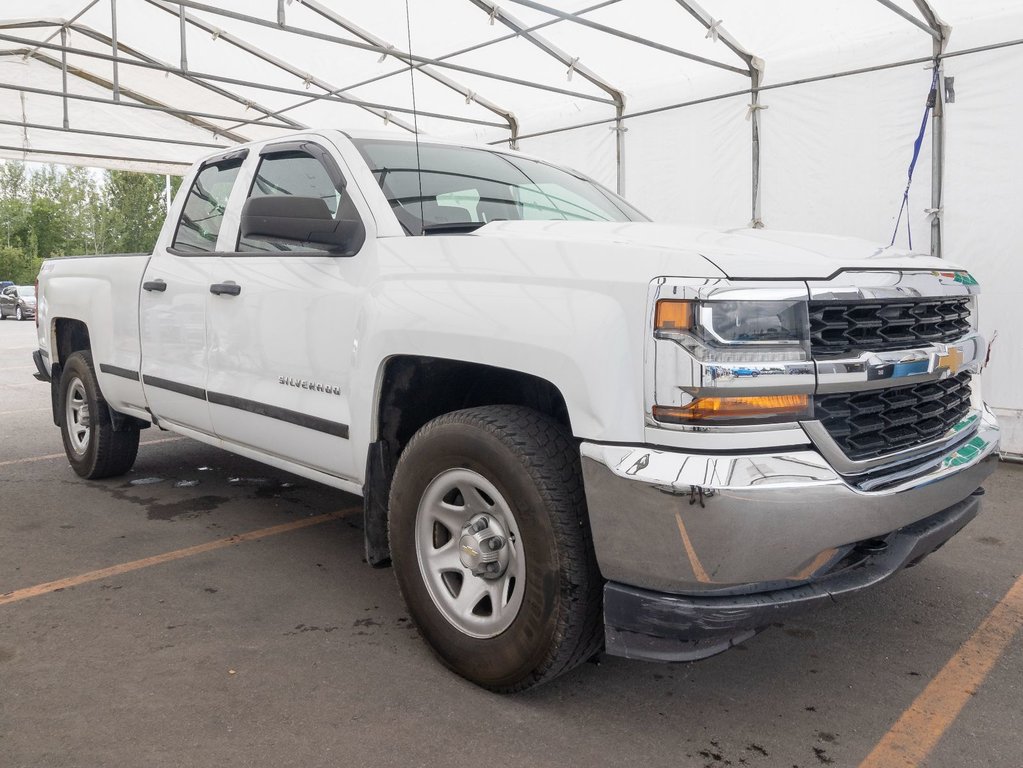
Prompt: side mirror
<box><xmin>240</xmin><ymin>196</ymin><xmax>365</xmax><ymax>255</ymax></box>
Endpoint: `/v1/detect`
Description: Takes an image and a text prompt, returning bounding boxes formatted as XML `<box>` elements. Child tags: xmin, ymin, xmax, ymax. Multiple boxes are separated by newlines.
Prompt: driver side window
<box><xmin>237</xmin><ymin>148</ymin><xmax>365</xmax><ymax>255</ymax></box>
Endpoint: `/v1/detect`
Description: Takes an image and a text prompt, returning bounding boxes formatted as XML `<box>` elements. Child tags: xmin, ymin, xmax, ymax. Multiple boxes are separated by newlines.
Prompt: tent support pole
<box><xmin>165</xmin><ymin>175</ymin><xmax>171</xmax><ymax>212</ymax></box>
<box><xmin>614</xmin><ymin>106</ymin><xmax>626</xmax><ymax>196</ymax></box>
<box><xmin>751</xmin><ymin>66</ymin><xmax>762</xmax><ymax>228</ymax></box>
<box><xmin>929</xmin><ymin>43</ymin><xmax>944</xmax><ymax>259</ymax></box>
<box><xmin>59</xmin><ymin>27</ymin><xmax>69</xmax><ymax>128</ymax></box>
<box><xmin>109</xmin><ymin>0</ymin><xmax>119</xmax><ymax>101</ymax></box>
<box><xmin>179</xmin><ymin>5</ymin><xmax>187</xmax><ymax>70</ymax></box>
<box><xmin>912</xmin><ymin>0</ymin><xmax>951</xmax><ymax>259</ymax></box>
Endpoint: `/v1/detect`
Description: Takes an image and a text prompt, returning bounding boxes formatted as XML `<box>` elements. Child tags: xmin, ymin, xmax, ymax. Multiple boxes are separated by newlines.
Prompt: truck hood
<box><xmin>473</xmin><ymin>221</ymin><xmax>953</xmax><ymax>280</ymax></box>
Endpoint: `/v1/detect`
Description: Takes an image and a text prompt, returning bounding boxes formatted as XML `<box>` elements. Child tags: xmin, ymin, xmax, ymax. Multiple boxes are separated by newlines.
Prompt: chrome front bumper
<box><xmin>580</xmin><ymin>407</ymin><xmax>1000</xmax><ymax>594</ymax></box>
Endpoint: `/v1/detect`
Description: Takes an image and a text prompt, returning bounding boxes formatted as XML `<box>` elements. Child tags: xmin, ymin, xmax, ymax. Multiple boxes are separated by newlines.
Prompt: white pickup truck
<box><xmin>33</xmin><ymin>129</ymin><xmax>999</xmax><ymax>691</ymax></box>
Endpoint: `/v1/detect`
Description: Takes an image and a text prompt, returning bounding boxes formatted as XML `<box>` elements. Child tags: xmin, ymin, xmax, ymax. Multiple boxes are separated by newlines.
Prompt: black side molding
<box><xmin>100</xmin><ymin>364</ymin><xmax>141</xmax><ymax>381</ymax></box>
<box><xmin>138</xmin><ymin>373</ymin><xmax>349</xmax><ymax>439</ymax></box>
<box><xmin>207</xmin><ymin>391</ymin><xmax>348</xmax><ymax>439</ymax></box>
<box><xmin>142</xmin><ymin>374</ymin><xmax>207</xmax><ymax>401</ymax></box>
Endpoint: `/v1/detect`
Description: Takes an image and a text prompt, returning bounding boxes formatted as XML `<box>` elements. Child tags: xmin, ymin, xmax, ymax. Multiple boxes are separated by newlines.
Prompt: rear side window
<box><xmin>171</xmin><ymin>159</ymin><xmax>242</xmax><ymax>253</ymax></box>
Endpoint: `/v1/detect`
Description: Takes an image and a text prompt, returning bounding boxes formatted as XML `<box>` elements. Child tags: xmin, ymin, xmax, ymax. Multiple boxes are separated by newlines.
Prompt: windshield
<box><xmin>18</xmin><ymin>286</ymin><xmax>35</xmax><ymax>298</ymax></box>
<box><xmin>352</xmin><ymin>139</ymin><xmax>646</xmax><ymax>234</ymax></box>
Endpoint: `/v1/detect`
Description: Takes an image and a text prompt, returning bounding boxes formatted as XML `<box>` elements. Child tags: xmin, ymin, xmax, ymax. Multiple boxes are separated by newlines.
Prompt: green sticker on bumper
<box><xmin>943</xmin><ymin>435</ymin><xmax>988</xmax><ymax>467</ymax></box>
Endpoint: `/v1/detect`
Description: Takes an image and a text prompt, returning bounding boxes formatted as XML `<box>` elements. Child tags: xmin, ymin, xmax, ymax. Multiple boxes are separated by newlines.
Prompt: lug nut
<box><xmin>473</xmin><ymin>518</ymin><xmax>489</xmax><ymax>532</ymax></box>
<box><xmin>488</xmin><ymin>536</ymin><xmax>504</xmax><ymax>551</ymax></box>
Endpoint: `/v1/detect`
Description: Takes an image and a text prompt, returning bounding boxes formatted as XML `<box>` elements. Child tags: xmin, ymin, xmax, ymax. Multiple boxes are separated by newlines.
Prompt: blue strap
<box><xmin>891</xmin><ymin>67</ymin><xmax>940</xmax><ymax>249</ymax></box>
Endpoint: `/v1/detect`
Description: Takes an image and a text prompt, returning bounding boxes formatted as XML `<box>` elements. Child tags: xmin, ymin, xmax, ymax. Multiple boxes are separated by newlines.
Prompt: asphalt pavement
<box><xmin>0</xmin><ymin>318</ymin><xmax>1020</xmax><ymax>768</ymax></box>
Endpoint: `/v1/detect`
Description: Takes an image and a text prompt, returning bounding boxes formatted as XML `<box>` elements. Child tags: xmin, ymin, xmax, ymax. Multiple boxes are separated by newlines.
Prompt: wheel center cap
<box><xmin>458</xmin><ymin>513</ymin><xmax>509</xmax><ymax>579</ymax></box>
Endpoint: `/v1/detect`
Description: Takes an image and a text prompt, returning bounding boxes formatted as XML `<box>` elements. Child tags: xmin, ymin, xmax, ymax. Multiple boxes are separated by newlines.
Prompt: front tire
<box><xmin>388</xmin><ymin>406</ymin><xmax>603</xmax><ymax>692</ymax></box>
<box><xmin>59</xmin><ymin>351</ymin><xmax>140</xmax><ymax>479</ymax></box>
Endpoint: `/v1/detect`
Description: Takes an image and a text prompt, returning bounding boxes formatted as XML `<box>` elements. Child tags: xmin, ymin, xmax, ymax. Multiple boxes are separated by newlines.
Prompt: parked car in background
<box><xmin>0</xmin><ymin>284</ymin><xmax>35</xmax><ymax>321</ymax></box>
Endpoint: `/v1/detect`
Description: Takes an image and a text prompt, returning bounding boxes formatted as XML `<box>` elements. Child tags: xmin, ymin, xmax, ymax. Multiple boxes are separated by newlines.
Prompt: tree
<box><xmin>0</xmin><ymin>246</ymin><xmax>42</xmax><ymax>284</ymax></box>
<box><xmin>0</xmin><ymin>160</ymin><xmax>182</xmax><ymax>259</ymax></box>
<box><xmin>104</xmin><ymin>170</ymin><xmax>175</xmax><ymax>254</ymax></box>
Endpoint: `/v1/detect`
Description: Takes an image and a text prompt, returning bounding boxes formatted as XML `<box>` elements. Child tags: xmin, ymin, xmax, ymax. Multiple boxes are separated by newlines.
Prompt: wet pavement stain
<box><xmin>812</xmin><ymin>746</ymin><xmax>834</xmax><ymax>764</ymax></box>
<box><xmin>283</xmin><ymin>623</ymin><xmax>339</xmax><ymax>635</ymax></box>
<box><xmin>145</xmin><ymin>495</ymin><xmax>230</xmax><ymax>521</ymax></box>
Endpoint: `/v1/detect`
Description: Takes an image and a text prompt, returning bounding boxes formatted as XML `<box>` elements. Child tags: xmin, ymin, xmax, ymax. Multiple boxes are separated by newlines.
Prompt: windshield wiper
<box><xmin>421</xmin><ymin>222</ymin><xmax>488</xmax><ymax>235</ymax></box>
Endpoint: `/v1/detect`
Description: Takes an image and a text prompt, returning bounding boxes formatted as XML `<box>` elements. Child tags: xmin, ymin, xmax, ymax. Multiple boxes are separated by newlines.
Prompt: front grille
<box><xmin>816</xmin><ymin>372</ymin><xmax>973</xmax><ymax>461</ymax></box>
<box><xmin>808</xmin><ymin>297</ymin><xmax>971</xmax><ymax>357</ymax></box>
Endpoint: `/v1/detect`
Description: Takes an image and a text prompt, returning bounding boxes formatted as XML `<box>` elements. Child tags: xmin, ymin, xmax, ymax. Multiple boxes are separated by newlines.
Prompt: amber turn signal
<box><xmin>653</xmin><ymin>395</ymin><xmax>811</xmax><ymax>423</ymax></box>
<box><xmin>654</xmin><ymin>299</ymin><xmax>693</xmax><ymax>332</ymax></box>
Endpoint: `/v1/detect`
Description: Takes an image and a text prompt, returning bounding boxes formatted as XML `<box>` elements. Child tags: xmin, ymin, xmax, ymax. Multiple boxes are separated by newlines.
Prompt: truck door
<box><xmin>205</xmin><ymin>138</ymin><xmax>371</xmax><ymax>481</ymax></box>
<box><xmin>139</xmin><ymin>151</ymin><xmax>246</xmax><ymax>435</ymax></box>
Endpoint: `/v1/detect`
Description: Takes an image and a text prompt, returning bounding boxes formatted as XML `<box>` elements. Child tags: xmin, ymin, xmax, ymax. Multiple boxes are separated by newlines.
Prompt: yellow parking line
<box><xmin>859</xmin><ymin>572</ymin><xmax>1023</xmax><ymax>768</ymax></box>
<box><xmin>0</xmin><ymin>436</ymin><xmax>185</xmax><ymax>467</ymax></box>
<box><xmin>674</xmin><ymin>511</ymin><xmax>712</xmax><ymax>583</ymax></box>
<box><xmin>0</xmin><ymin>510</ymin><xmax>353</xmax><ymax>607</ymax></box>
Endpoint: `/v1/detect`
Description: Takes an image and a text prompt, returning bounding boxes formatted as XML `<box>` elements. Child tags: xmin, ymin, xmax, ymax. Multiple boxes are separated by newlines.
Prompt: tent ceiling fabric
<box><xmin>0</xmin><ymin>0</ymin><xmax>995</xmax><ymax>174</ymax></box>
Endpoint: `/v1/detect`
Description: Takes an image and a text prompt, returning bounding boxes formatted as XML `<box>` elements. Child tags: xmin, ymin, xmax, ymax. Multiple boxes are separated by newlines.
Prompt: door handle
<box><xmin>210</xmin><ymin>282</ymin><xmax>241</xmax><ymax>296</ymax></box>
<box><xmin>142</xmin><ymin>280</ymin><xmax>167</xmax><ymax>292</ymax></box>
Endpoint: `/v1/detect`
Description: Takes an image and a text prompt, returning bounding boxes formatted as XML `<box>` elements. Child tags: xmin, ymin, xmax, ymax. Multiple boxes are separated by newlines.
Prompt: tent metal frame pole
<box><xmin>489</xmin><ymin>47</ymin><xmax>971</xmax><ymax>144</ymax></box>
<box><xmin>147</xmin><ymin>0</ymin><xmax>419</xmax><ymax>134</ymax></box>
<box><xmin>469</xmin><ymin>0</ymin><xmax>626</xmax><ymax>187</ymax></box>
<box><xmin>673</xmin><ymin>0</ymin><xmax>757</xmax><ymax>73</ymax></box>
<box><xmin>109</xmin><ymin>0</ymin><xmax>119</xmax><ymax>101</ymax></box>
<box><xmin>0</xmin><ymin>79</ymin><xmax>295</xmax><ymax>132</ymax></box>
<box><xmin>17</xmin><ymin>0</ymin><xmax>99</xmax><ymax>60</ymax></box>
<box><xmin>300</xmin><ymin>0</ymin><xmax>519</xmax><ymax>141</ymax></box>
<box><xmin>750</xmin><ymin>66</ymin><xmax>763</xmax><ymax>227</ymax></box>
<box><xmin>501</xmin><ymin>0</ymin><xmax>748</xmax><ymax>75</ymax></box>
<box><xmin>59</xmin><ymin>27</ymin><xmax>69</xmax><ymax>129</ymax></box>
<box><xmin>0</xmin><ymin>32</ymin><xmax>508</xmax><ymax>131</ymax></box>
<box><xmin>0</xmin><ymin>117</ymin><xmax>228</xmax><ymax>149</ymax></box>
<box><xmin>0</xmin><ymin>142</ymin><xmax>189</xmax><ymax>170</ymax></box>
<box><xmin>146</xmin><ymin>0</ymin><xmax>615</xmax><ymax>106</ymax></box>
<box><xmin>11</xmin><ymin>51</ymin><xmax>253</xmax><ymax>142</ymax></box>
<box><xmin>299</xmin><ymin>0</ymin><xmax>622</xmax><ymax>120</ymax></box>
<box><xmin>671</xmin><ymin>1</ymin><xmax>762</xmax><ymax>225</ymax></box>
<box><xmin>913</xmin><ymin>0</ymin><xmax>951</xmax><ymax>260</ymax></box>
<box><xmin>179</xmin><ymin>4</ymin><xmax>187</xmax><ymax>70</ymax></box>
<box><xmin>68</xmin><ymin>25</ymin><xmax>305</xmax><ymax>130</ymax></box>
<box><xmin>874</xmin><ymin>0</ymin><xmax>942</xmax><ymax>40</ymax></box>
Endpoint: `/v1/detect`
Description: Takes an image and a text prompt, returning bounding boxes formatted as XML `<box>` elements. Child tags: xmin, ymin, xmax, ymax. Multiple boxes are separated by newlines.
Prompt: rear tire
<box><xmin>59</xmin><ymin>350</ymin><xmax>140</xmax><ymax>479</ymax></box>
<box><xmin>388</xmin><ymin>405</ymin><xmax>603</xmax><ymax>692</ymax></box>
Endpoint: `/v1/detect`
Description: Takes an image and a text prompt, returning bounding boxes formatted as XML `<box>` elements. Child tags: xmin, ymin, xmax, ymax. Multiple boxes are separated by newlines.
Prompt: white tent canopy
<box><xmin>1</xmin><ymin>0</ymin><xmax>1021</xmax><ymax>455</ymax></box>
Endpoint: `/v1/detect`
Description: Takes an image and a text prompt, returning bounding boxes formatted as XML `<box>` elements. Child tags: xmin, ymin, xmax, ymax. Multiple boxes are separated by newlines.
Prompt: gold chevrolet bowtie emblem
<box><xmin>461</xmin><ymin>544</ymin><xmax>479</xmax><ymax>557</ymax></box>
<box><xmin>938</xmin><ymin>347</ymin><xmax>964</xmax><ymax>374</ymax></box>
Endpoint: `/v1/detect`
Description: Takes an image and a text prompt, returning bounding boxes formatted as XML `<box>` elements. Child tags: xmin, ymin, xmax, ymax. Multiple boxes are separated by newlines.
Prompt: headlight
<box><xmin>654</xmin><ymin>299</ymin><xmax>811</xmax><ymax>362</ymax></box>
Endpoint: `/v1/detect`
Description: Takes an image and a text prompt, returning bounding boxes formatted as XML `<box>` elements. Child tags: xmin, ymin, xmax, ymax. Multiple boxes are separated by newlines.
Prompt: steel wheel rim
<box><xmin>415</xmin><ymin>468</ymin><xmax>525</xmax><ymax>639</ymax></box>
<box><xmin>65</xmin><ymin>377</ymin><xmax>90</xmax><ymax>455</ymax></box>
